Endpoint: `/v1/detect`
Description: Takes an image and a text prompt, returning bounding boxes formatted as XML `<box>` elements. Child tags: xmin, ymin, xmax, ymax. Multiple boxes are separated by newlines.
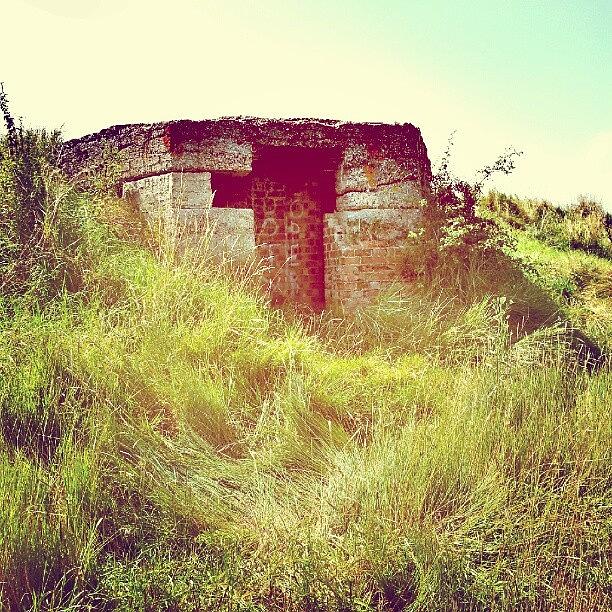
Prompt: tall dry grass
<box><xmin>0</xmin><ymin>123</ymin><xmax>610</xmax><ymax>610</ymax></box>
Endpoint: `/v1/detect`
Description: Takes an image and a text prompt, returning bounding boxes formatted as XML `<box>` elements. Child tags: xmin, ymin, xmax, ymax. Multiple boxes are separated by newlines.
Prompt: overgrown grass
<box><xmin>490</xmin><ymin>203</ymin><xmax>612</xmax><ymax>355</ymax></box>
<box><xmin>1</xmin><ymin>128</ymin><xmax>611</xmax><ymax>610</ymax></box>
<box><xmin>2</xmin><ymin>269</ymin><xmax>610</xmax><ymax>610</ymax></box>
<box><xmin>481</xmin><ymin>190</ymin><xmax>612</xmax><ymax>259</ymax></box>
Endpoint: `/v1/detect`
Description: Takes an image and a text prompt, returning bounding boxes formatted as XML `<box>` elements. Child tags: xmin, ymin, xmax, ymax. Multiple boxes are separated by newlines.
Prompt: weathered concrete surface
<box><xmin>336</xmin><ymin>181</ymin><xmax>424</xmax><ymax>211</ymax></box>
<box><xmin>122</xmin><ymin>172</ymin><xmax>213</xmax><ymax>217</ymax></box>
<box><xmin>176</xmin><ymin>138</ymin><xmax>252</xmax><ymax>174</ymax></box>
<box><xmin>325</xmin><ymin>209</ymin><xmax>422</xmax><ymax>245</ymax></box>
<box><xmin>62</xmin><ymin>117</ymin><xmax>431</xmax><ymax>188</ymax></box>
<box><xmin>123</xmin><ymin>171</ymin><xmax>255</xmax><ymax>263</ymax></box>
<box><xmin>336</xmin><ymin>144</ymin><xmax>425</xmax><ymax>194</ymax></box>
<box><xmin>198</xmin><ymin>208</ymin><xmax>256</xmax><ymax>264</ymax></box>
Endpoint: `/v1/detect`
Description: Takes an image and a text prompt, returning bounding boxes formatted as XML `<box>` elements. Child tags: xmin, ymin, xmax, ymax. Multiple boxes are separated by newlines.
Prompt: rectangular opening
<box><xmin>210</xmin><ymin>146</ymin><xmax>339</xmax><ymax>310</ymax></box>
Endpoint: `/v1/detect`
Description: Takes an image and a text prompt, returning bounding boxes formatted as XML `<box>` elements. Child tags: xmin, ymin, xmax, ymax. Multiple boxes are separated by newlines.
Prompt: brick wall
<box><xmin>209</xmin><ymin>146</ymin><xmax>333</xmax><ymax>311</ymax></box>
<box><xmin>324</xmin><ymin>208</ymin><xmax>422</xmax><ymax>310</ymax></box>
<box><xmin>251</xmin><ymin>176</ymin><xmax>325</xmax><ymax>310</ymax></box>
<box><xmin>323</xmin><ymin>142</ymin><xmax>426</xmax><ymax>310</ymax></box>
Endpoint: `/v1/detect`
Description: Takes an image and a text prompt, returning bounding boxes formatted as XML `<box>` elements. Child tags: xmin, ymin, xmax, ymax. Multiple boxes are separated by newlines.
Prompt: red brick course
<box><xmin>324</xmin><ymin>210</ymin><xmax>420</xmax><ymax>310</ymax></box>
<box><xmin>251</xmin><ymin>176</ymin><xmax>325</xmax><ymax>310</ymax></box>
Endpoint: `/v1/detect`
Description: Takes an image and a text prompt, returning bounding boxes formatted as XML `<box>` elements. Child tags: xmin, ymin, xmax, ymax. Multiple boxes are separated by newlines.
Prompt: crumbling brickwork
<box><xmin>63</xmin><ymin>117</ymin><xmax>431</xmax><ymax>311</ymax></box>
<box><xmin>251</xmin><ymin>176</ymin><xmax>325</xmax><ymax>309</ymax></box>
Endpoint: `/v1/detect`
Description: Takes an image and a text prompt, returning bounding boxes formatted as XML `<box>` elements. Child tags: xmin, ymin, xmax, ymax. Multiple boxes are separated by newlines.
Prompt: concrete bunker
<box><xmin>62</xmin><ymin>118</ymin><xmax>432</xmax><ymax>311</ymax></box>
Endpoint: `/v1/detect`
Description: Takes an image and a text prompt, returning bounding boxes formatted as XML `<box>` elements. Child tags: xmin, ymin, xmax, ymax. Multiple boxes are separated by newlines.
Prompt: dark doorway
<box><xmin>211</xmin><ymin>146</ymin><xmax>338</xmax><ymax>310</ymax></box>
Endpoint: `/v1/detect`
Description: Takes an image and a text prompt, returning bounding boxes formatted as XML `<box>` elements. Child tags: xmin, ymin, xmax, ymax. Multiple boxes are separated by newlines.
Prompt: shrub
<box><xmin>401</xmin><ymin>136</ymin><xmax>522</xmax><ymax>296</ymax></box>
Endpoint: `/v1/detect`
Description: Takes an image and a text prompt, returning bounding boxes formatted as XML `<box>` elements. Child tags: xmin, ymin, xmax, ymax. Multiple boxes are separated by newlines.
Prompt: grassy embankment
<box><xmin>1</xmin><ymin>127</ymin><xmax>611</xmax><ymax>611</ymax></box>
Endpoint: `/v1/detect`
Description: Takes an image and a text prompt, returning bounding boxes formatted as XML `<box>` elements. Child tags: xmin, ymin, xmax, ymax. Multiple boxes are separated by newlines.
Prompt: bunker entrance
<box><xmin>211</xmin><ymin>146</ymin><xmax>337</xmax><ymax>311</ymax></box>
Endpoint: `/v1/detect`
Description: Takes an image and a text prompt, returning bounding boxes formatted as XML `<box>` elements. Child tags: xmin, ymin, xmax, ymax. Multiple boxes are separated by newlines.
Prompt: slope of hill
<box><xmin>481</xmin><ymin>190</ymin><xmax>612</xmax><ymax>354</ymax></box>
<box><xmin>1</xmin><ymin>128</ymin><xmax>610</xmax><ymax>611</ymax></box>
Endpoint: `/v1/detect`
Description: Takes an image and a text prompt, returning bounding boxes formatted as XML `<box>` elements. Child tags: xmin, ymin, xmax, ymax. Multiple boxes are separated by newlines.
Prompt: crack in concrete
<box><xmin>337</xmin><ymin>174</ymin><xmax>416</xmax><ymax>197</ymax></box>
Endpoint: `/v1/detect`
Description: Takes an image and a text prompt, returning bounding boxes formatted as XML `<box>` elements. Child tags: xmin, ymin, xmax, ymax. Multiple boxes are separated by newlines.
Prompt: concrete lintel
<box><xmin>325</xmin><ymin>208</ymin><xmax>422</xmax><ymax>247</ymax></box>
<box><xmin>173</xmin><ymin>138</ymin><xmax>252</xmax><ymax>175</ymax></box>
<box><xmin>335</xmin><ymin>144</ymin><xmax>422</xmax><ymax>195</ymax></box>
<box><xmin>336</xmin><ymin>181</ymin><xmax>424</xmax><ymax>211</ymax></box>
<box><xmin>122</xmin><ymin>172</ymin><xmax>213</xmax><ymax>216</ymax></box>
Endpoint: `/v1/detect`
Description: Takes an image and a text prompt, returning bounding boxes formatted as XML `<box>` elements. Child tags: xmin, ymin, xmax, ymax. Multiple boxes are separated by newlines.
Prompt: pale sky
<box><xmin>2</xmin><ymin>0</ymin><xmax>611</xmax><ymax>209</ymax></box>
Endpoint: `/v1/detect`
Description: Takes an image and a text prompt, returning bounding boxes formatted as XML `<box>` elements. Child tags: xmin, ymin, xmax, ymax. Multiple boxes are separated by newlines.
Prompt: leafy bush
<box><xmin>402</xmin><ymin>136</ymin><xmax>522</xmax><ymax>297</ymax></box>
